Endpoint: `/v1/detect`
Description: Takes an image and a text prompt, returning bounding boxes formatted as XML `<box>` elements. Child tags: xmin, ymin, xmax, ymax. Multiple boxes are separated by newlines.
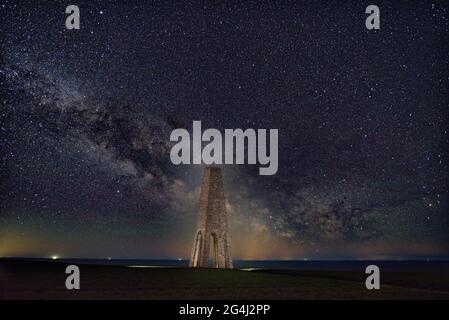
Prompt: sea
<box><xmin>4</xmin><ymin>258</ymin><xmax>448</xmax><ymax>272</ymax></box>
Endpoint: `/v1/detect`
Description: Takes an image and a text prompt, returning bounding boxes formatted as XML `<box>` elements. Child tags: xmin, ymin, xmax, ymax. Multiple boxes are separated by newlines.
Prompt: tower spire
<box><xmin>189</xmin><ymin>167</ymin><xmax>233</xmax><ymax>269</ymax></box>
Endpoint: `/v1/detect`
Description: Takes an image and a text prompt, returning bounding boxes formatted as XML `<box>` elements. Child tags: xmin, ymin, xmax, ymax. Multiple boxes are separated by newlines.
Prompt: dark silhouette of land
<box><xmin>1</xmin><ymin>259</ymin><xmax>448</xmax><ymax>299</ymax></box>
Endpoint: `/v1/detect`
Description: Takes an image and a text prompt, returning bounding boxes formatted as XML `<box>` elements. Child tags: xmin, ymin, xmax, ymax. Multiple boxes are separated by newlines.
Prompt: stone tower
<box><xmin>189</xmin><ymin>167</ymin><xmax>233</xmax><ymax>269</ymax></box>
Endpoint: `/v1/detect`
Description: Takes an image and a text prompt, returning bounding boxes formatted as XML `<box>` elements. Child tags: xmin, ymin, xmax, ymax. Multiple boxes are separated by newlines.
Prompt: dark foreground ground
<box><xmin>1</xmin><ymin>259</ymin><xmax>448</xmax><ymax>299</ymax></box>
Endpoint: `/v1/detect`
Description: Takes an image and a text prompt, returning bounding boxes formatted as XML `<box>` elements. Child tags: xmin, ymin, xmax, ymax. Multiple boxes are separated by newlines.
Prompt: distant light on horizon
<box><xmin>51</xmin><ymin>255</ymin><xmax>59</xmax><ymax>260</ymax></box>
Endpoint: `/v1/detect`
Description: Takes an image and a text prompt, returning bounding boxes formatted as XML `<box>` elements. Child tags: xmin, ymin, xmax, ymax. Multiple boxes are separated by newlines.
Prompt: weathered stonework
<box><xmin>189</xmin><ymin>167</ymin><xmax>233</xmax><ymax>269</ymax></box>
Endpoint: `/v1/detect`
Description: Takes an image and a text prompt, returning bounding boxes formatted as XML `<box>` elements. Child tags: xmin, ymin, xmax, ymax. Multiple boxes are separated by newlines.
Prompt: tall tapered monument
<box><xmin>189</xmin><ymin>167</ymin><xmax>233</xmax><ymax>269</ymax></box>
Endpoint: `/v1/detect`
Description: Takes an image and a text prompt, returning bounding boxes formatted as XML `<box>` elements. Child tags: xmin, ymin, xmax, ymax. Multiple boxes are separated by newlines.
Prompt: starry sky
<box><xmin>0</xmin><ymin>1</ymin><xmax>448</xmax><ymax>260</ymax></box>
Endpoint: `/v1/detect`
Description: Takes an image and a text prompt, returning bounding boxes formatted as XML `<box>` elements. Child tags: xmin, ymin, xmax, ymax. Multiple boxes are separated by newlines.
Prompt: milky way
<box><xmin>0</xmin><ymin>1</ymin><xmax>448</xmax><ymax>259</ymax></box>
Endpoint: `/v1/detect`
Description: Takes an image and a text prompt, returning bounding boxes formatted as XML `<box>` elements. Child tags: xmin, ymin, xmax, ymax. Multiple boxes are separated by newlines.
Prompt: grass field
<box><xmin>1</xmin><ymin>260</ymin><xmax>448</xmax><ymax>299</ymax></box>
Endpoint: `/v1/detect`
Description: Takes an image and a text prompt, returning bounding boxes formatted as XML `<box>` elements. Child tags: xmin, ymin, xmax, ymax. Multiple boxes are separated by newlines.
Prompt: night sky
<box><xmin>1</xmin><ymin>1</ymin><xmax>448</xmax><ymax>260</ymax></box>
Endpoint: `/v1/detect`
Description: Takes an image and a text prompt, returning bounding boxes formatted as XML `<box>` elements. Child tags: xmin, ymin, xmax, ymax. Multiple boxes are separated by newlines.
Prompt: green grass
<box><xmin>1</xmin><ymin>261</ymin><xmax>449</xmax><ymax>299</ymax></box>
